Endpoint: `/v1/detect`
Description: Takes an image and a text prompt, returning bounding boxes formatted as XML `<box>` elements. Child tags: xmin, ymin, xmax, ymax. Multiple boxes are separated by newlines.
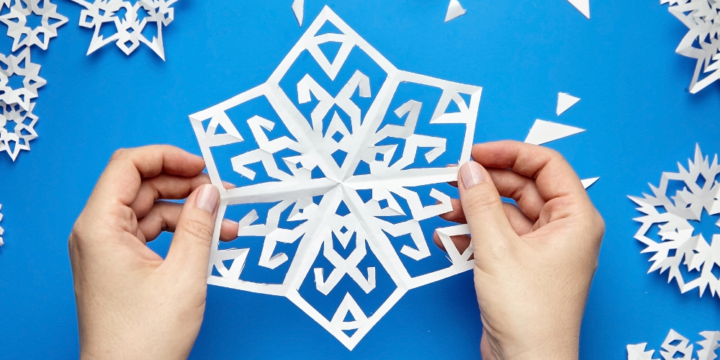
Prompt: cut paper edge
<box><xmin>581</xmin><ymin>177</ymin><xmax>599</xmax><ymax>189</ymax></box>
<box><xmin>292</xmin><ymin>0</ymin><xmax>304</xmax><ymax>26</ymax></box>
<box><xmin>445</xmin><ymin>0</ymin><xmax>466</xmax><ymax>22</ymax></box>
<box><xmin>524</xmin><ymin>119</ymin><xmax>585</xmax><ymax>145</ymax></box>
<box><xmin>568</xmin><ymin>0</ymin><xmax>590</xmax><ymax>19</ymax></box>
<box><xmin>557</xmin><ymin>92</ymin><xmax>581</xmax><ymax>116</ymax></box>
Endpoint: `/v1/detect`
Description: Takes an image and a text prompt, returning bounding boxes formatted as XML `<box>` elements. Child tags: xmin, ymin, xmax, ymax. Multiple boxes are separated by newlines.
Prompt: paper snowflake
<box><xmin>627</xmin><ymin>329</ymin><xmax>720</xmax><ymax>360</ymax></box>
<box><xmin>629</xmin><ymin>145</ymin><xmax>720</xmax><ymax>298</ymax></box>
<box><xmin>0</xmin><ymin>102</ymin><xmax>38</xmax><ymax>161</ymax></box>
<box><xmin>662</xmin><ymin>0</ymin><xmax>720</xmax><ymax>93</ymax></box>
<box><xmin>0</xmin><ymin>0</ymin><xmax>68</xmax><ymax>52</ymax></box>
<box><xmin>0</xmin><ymin>48</ymin><xmax>45</xmax><ymax>111</ymax></box>
<box><xmin>71</xmin><ymin>0</ymin><xmax>178</xmax><ymax>60</ymax></box>
<box><xmin>189</xmin><ymin>7</ymin><xmax>481</xmax><ymax>349</ymax></box>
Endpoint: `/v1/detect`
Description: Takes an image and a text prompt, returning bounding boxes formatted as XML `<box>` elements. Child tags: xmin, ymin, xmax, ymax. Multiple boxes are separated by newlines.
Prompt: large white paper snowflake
<box><xmin>629</xmin><ymin>145</ymin><xmax>720</xmax><ymax>298</ymax></box>
<box><xmin>71</xmin><ymin>0</ymin><xmax>177</xmax><ymax>60</ymax></box>
<box><xmin>627</xmin><ymin>329</ymin><xmax>720</xmax><ymax>360</ymax></box>
<box><xmin>189</xmin><ymin>7</ymin><xmax>481</xmax><ymax>349</ymax></box>
<box><xmin>662</xmin><ymin>0</ymin><xmax>720</xmax><ymax>93</ymax></box>
<box><xmin>0</xmin><ymin>0</ymin><xmax>68</xmax><ymax>52</ymax></box>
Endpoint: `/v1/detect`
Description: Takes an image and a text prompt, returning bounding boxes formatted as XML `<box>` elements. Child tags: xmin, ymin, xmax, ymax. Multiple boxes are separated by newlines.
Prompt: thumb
<box><xmin>164</xmin><ymin>184</ymin><xmax>220</xmax><ymax>278</ymax></box>
<box><xmin>458</xmin><ymin>161</ymin><xmax>515</xmax><ymax>253</ymax></box>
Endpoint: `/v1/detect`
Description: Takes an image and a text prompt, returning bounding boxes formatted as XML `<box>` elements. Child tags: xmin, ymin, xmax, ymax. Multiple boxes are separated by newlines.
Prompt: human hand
<box><xmin>436</xmin><ymin>141</ymin><xmax>604</xmax><ymax>360</ymax></box>
<box><xmin>68</xmin><ymin>146</ymin><xmax>238</xmax><ymax>360</ymax></box>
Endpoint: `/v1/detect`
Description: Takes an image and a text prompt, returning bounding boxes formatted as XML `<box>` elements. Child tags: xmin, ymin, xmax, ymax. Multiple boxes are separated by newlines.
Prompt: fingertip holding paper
<box><xmin>189</xmin><ymin>6</ymin><xmax>481</xmax><ymax>350</ymax></box>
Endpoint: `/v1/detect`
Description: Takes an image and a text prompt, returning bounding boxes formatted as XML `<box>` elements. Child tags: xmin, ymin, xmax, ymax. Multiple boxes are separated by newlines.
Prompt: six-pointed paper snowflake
<box><xmin>71</xmin><ymin>0</ymin><xmax>177</xmax><ymax>60</ymax></box>
<box><xmin>629</xmin><ymin>145</ymin><xmax>720</xmax><ymax>298</ymax></box>
<box><xmin>189</xmin><ymin>7</ymin><xmax>481</xmax><ymax>349</ymax></box>
<box><xmin>0</xmin><ymin>49</ymin><xmax>44</xmax><ymax>161</ymax></box>
<box><xmin>662</xmin><ymin>0</ymin><xmax>720</xmax><ymax>93</ymax></box>
<box><xmin>0</xmin><ymin>0</ymin><xmax>68</xmax><ymax>52</ymax></box>
<box><xmin>627</xmin><ymin>329</ymin><xmax>720</xmax><ymax>360</ymax></box>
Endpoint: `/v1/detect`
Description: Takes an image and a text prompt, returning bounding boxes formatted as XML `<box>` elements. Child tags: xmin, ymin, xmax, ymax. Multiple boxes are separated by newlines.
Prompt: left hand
<box><xmin>68</xmin><ymin>145</ymin><xmax>238</xmax><ymax>360</ymax></box>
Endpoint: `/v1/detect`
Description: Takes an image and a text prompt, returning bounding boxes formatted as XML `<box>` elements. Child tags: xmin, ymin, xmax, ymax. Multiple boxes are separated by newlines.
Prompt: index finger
<box><xmin>471</xmin><ymin>141</ymin><xmax>586</xmax><ymax>202</ymax></box>
<box><xmin>91</xmin><ymin>145</ymin><xmax>206</xmax><ymax>207</ymax></box>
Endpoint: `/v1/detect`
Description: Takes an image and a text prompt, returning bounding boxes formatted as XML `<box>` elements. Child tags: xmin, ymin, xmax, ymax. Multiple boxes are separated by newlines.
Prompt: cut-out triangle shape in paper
<box><xmin>568</xmin><ymin>0</ymin><xmax>590</xmax><ymax>19</ymax></box>
<box><xmin>556</xmin><ymin>92</ymin><xmax>581</xmax><ymax>116</ymax></box>
<box><xmin>445</xmin><ymin>0</ymin><xmax>466</xmax><ymax>22</ymax></box>
<box><xmin>524</xmin><ymin>119</ymin><xmax>585</xmax><ymax>145</ymax></box>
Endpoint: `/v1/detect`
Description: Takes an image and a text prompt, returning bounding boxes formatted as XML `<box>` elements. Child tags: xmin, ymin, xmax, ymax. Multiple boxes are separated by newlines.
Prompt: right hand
<box><xmin>436</xmin><ymin>141</ymin><xmax>605</xmax><ymax>360</ymax></box>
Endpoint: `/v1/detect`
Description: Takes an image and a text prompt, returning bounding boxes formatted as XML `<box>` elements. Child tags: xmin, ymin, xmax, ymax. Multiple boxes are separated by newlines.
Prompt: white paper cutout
<box><xmin>629</xmin><ymin>145</ymin><xmax>720</xmax><ymax>298</ymax></box>
<box><xmin>0</xmin><ymin>204</ymin><xmax>4</xmax><ymax>246</ymax></box>
<box><xmin>0</xmin><ymin>49</ymin><xmax>45</xmax><ymax>112</ymax></box>
<box><xmin>189</xmin><ymin>6</ymin><xmax>481</xmax><ymax>350</ymax></box>
<box><xmin>0</xmin><ymin>102</ymin><xmax>38</xmax><ymax>161</ymax></box>
<box><xmin>661</xmin><ymin>0</ymin><xmax>720</xmax><ymax>93</ymax></box>
<box><xmin>628</xmin><ymin>330</ymin><xmax>720</xmax><ymax>360</ymax></box>
<box><xmin>292</xmin><ymin>0</ymin><xmax>304</xmax><ymax>27</ymax></box>
<box><xmin>557</xmin><ymin>92</ymin><xmax>580</xmax><ymax>116</ymax></box>
<box><xmin>628</xmin><ymin>343</ymin><xmax>659</xmax><ymax>360</ymax></box>
<box><xmin>582</xmin><ymin>177</ymin><xmax>599</xmax><ymax>189</ymax></box>
<box><xmin>445</xmin><ymin>0</ymin><xmax>466</xmax><ymax>22</ymax></box>
<box><xmin>70</xmin><ymin>0</ymin><xmax>178</xmax><ymax>60</ymax></box>
<box><xmin>524</xmin><ymin>119</ymin><xmax>585</xmax><ymax>145</ymax></box>
<box><xmin>0</xmin><ymin>0</ymin><xmax>68</xmax><ymax>52</ymax></box>
<box><xmin>568</xmin><ymin>0</ymin><xmax>590</xmax><ymax>19</ymax></box>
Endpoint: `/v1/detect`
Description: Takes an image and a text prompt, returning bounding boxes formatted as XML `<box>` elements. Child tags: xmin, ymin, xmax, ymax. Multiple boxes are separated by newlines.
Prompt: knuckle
<box><xmin>463</xmin><ymin>186</ymin><xmax>501</xmax><ymax>214</ymax></box>
<box><xmin>181</xmin><ymin>217</ymin><xmax>215</xmax><ymax>243</ymax></box>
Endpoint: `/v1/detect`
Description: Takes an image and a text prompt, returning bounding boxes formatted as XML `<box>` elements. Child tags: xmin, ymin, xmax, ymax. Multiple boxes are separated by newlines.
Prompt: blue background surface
<box><xmin>0</xmin><ymin>0</ymin><xmax>719</xmax><ymax>358</ymax></box>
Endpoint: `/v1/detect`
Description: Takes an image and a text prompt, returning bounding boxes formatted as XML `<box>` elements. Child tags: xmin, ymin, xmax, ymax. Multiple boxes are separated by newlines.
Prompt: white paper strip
<box><xmin>581</xmin><ymin>177</ymin><xmax>599</xmax><ymax>189</ymax></box>
<box><xmin>524</xmin><ymin>119</ymin><xmax>585</xmax><ymax>145</ymax></box>
<box><xmin>0</xmin><ymin>204</ymin><xmax>4</xmax><ymax>246</ymax></box>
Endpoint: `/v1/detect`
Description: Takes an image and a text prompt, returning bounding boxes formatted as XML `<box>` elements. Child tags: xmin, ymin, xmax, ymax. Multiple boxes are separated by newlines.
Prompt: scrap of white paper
<box><xmin>0</xmin><ymin>204</ymin><xmax>3</xmax><ymax>246</ymax></box>
<box><xmin>629</xmin><ymin>145</ymin><xmax>720</xmax><ymax>298</ymax></box>
<box><xmin>189</xmin><ymin>6</ymin><xmax>481</xmax><ymax>350</ymax></box>
<box><xmin>568</xmin><ymin>0</ymin><xmax>590</xmax><ymax>19</ymax></box>
<box><xmin>70</xmin><ymin>0</ymin><xmax>178</xmax><ymax>60</ymax></box>
<box><xmin>627</xmin><ymin>343</ymin><xmax>658</xmax><ymax>360</ymax></box>
<box><xmin>662</xmin><ymin>0</ymin><xmax>720</xmax><ymax>93</ymax></box>
<box><xmin>557</xmin><ymin>92</ymin><xmax>581</xmax><ymax>116</ymax></box>
<box><xmin>445</xmin><ymin>0</ymin><xmax>466</xmax><ymax>22</ymax></box>
<box><xmin>292</xmin><ymin>0</ymin><xmax>304</xmax><ymax>27</ymax></box>
<box><xmin>524</xmin><ymin>119</ymin><xmax>585</xmax><ymax>145</ymax></box>
<box><xmin>0</xmin><ymin>0</ymin><xmax>68</xmax><ymax>52</ymax></box>
<box><xmin>582</xmin><ymin>177</ymin><xmax>599</xmax><ymax>189</ymax></box>
<box><xmin>628</xmin><ymin>330</ymin><xmax>720</xmax><ymax>360</ymax></box>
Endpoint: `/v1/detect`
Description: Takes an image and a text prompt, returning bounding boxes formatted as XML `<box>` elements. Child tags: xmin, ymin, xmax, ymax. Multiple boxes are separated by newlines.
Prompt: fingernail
<box><xmin>196</xmin><ymin>184</ymin><xmax>219</xmax><ymax>214</ymax></box>
<box><xmin>460</xmin><ymin>162</ymin><xmax>485</xmax><ymax>189</ymax></box>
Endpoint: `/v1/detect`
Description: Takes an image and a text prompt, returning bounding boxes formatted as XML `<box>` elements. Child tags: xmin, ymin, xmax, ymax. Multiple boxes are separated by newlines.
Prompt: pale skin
<box><xmin>69</xmin><ymin>141</ymin><xmax>604</xmax><ymax>360</ymax></box>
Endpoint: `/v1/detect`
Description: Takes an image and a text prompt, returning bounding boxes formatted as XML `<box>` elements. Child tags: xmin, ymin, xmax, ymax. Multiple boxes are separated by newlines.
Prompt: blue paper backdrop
<box><xmin>0</xmin><ymin>0</ymin><xmax>719</xmax><ymax>358</ymax></box>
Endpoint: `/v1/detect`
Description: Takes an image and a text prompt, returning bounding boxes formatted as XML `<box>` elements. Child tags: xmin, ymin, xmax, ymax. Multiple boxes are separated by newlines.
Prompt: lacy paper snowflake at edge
<box><xmin>629</xmin><ymin>145</ymin><xmax>720</xmax><ymax>298</ymax></box>
<box><xmin>627</xmin><ymin>329</ymin><xmax>720</xmax><ymax>360</ymax></box>
<box><xmin>71</xmin><ymin>0</ymin><xmax>178</xmax><ymax>60</ymax></box>
<box><xmin>0</xmin><ymin>0</ymin><xmax>68</xmax><ymax>52</ymax></box>
<box><xmin>0</xmin><ymin>48</ymin><xmax>44</xmax><ymax>161</ymax></box>
<box><xmin>189</xmin><ymin>7</ymin><xmax>481</xmax><ymax>350</ymax></box>
<box><xmin>662</xmin><ymin>0</ymin><xmax>720</xmax><ymax>93</ymax></box>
